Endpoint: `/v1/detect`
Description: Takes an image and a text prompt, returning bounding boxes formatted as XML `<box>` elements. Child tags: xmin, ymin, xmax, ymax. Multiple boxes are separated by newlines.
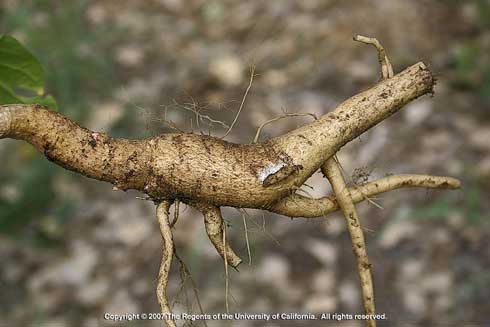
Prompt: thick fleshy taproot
<box><xmin>0</xmin><ymin>63</ymin><xmax>434</xmax><ymax>207</ymax></box>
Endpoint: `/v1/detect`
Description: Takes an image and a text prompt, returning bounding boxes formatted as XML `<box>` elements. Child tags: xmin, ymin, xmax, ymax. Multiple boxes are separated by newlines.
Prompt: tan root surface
<box><xmin>156</xmin><ymin>201</ymin><xmax>177</xmax><ymax>327</ymax></box>
<box><xmin>0</xmin><ymin>36</ymin><xmax>461</xmax><ymax>326</ymax></box>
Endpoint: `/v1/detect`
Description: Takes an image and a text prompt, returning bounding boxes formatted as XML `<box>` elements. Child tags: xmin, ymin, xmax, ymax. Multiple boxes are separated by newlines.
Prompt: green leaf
<box><xmin>0</xmin><ymin>35</ymin><xmax>44</xmax><ymax>93</ymax></box>
<box><xmin>0</xmin><ymin>34</ymin><xmax>57</xmax><ymax>109</ymax></box>
<box><xmin>0</xmin><ymin>80</ymin><xmax>21</xmax><ymax>103</ymax></box>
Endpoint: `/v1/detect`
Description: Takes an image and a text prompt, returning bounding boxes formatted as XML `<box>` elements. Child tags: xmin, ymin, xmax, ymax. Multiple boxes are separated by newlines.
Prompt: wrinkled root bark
<box><xmin>156</xmin><ymin>201</ymin><xmax>177</xmax><ymax>327</ymax></box>
<box><xmin>0</xmin><ymin>60</ymin><xmax>436</xmax><ymax>208</ymax></box>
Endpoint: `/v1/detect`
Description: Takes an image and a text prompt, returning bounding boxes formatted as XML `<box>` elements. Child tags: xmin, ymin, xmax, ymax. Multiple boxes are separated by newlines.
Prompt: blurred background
<box><xmin>0</xmin><ymin>0</ymin><xmax>489</xmax><ymax>326</ymax></box>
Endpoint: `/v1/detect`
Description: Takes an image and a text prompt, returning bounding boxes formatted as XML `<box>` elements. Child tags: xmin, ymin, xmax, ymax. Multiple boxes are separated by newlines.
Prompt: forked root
<box><xmin>156</xmin><ymin>201</ymin><xmax>177</xmax><ymax>327</ymax></box>
<box><xmin>323</xmin><ymin>158</ymin><xmax>376</xmax><ymax>327</ymax></box>
<box><xmin>191</xmin><ymin>201</ymin><xmax>243</xmax><ymax>268</ymax></box>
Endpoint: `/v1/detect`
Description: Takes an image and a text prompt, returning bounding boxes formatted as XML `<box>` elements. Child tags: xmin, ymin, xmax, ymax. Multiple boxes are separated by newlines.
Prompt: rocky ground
<box><xmin>0</xmin><ymin>0</ymin><xmax>489</xmax><ymax>326</ymax></box>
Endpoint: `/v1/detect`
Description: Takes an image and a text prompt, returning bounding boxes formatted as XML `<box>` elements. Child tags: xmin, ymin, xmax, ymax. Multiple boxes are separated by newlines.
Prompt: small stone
<box><xmin>257</xmin><ymin>254</ymin><xmax>289</xmax><ymax>285</ymax></box>
<box><xmin>304</xmin><ymin>294</ymin><xmax>337</xmax><ymax>312</ymax></box>
<box><xmin>116</xmin><ymin>44</ymin><xmax>145</xmax><ymax>67</ymax></box>
<box><xmin>400</xmin><ymin>259</ymin><xmax>423</xmax><ymax>281</ymax></box>
<box><xmin>88</xmin><ymin>102</ymin><xmax>124</xmax><ymax>131</ymax></box>
<box><xmin>403</xmin><ymin>287</ymin><xmax>426</xmax><ymax>314</ymax></box>
<box><xmin>305</xmin><ymin>239</ymin><xmax>337</xmax><ymax>266</ymax></box>
<box><xmin>378</xmin><ymin>220</ymin><xmax>418</xmax><ymax>249</ymax></box>
<box><xmin>404</xmin><ymin>99</ymin><xmax>432</xmax><ymax>126</ymax></box>
<box><xmin>104</xmin><ymin>289</ymin><xmax>139</xmax><ymax>315</ymax></box>
<box><xmin>311</xmin><ymin>269</ymin><xmax>336</xmax><ymax>293</ymax></box>
<box><xmin>86</xmin><ymin>4</ymin><xmax>108</xmax><ymax>24</ymax></box>
<box><xmin>209</xmin><ymin>55</ymin><xmax>244</xmax><ymax>87</ymax></box>
<box><xmin>77</xmin><ymin>278</ymin><xmax>110</xmax><ymax>305</ymax></box>
<box><xmin>339</xmin><ymin>281</ymin><xmax>360</xmax><ymax>309</ymax></box>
